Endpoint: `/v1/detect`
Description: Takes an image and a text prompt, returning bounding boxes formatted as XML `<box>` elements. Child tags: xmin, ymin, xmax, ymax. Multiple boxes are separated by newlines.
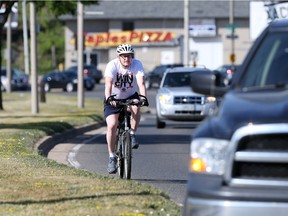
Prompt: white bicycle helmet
<box><xmin>116</xmin><ymin>44</ymin><xmax>135</xmax><ymax>55</ymax></box>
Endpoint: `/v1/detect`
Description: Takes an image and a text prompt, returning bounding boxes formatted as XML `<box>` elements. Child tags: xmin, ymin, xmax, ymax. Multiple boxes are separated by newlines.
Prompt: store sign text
<box><xmin>71</xmin><ymin>31</ymin><xmax>176</xmax><ymax>47</ymax></box>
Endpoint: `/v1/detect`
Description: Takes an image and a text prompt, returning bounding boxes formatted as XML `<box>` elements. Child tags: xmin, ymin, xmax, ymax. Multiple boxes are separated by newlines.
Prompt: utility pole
<box><xmin>229</xmin><ymin>0</ymin><xmax>236</xmax><ymax>64</ymax></box>
<box><xmin>184</xmin><ymin>0</ymin><xmax>190</xmax><ymax>66</ymax></box>
<box><xmin>6</xmin><ymin>13</ymin><xmax>11</xmax><ymax>92</ymax></box>
<box><xmin>22</xmin><ymin>0</ymin><xmax>29</xmax><ymax>75</ymax></box>
<box><xmin>30</xmin><ymin>1</ymin><xmax>39</xmax><ymax>114</ymax></box>
<box><xmin>77</xmin><ymin>1</ymin><xmax>84</xmax><ymax>108</ymax></box>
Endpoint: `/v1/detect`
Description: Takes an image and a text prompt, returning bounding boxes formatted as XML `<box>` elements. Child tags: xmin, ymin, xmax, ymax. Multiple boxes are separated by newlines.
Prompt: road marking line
<box><xmin>67</xmin><ymin>131</ymin><xmax>106</xmax><ymax>169</ymax></box>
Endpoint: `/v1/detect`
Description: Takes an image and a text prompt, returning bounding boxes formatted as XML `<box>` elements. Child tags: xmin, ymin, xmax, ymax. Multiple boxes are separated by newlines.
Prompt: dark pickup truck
<box><xmin>183</xmin><ymin>19</ymin><xmax>288</xmax><ymax>216</ymax></box>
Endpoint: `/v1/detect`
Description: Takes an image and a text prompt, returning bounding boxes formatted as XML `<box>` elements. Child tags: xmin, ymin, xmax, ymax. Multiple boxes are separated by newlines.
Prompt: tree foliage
<box><xmin>0</xmin><ymin>0</ymin><xmax>98</xmax><ymax>110</ymax></box>
<box><xmin>17</xmin><ymin>0</ymin><xmax>99</xmax><ymax>74</ymax></box>
<box><xmin>35</xmin><ymin>1</ymin><xmax>98</xmax><ymax>17</ymax></box>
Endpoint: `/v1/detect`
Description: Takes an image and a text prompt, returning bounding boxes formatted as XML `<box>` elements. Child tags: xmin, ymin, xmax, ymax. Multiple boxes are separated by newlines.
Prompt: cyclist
<box><xmin>104</xmin><ymin>43</ymin><xmax>148</xmax><ymax>174</ymax></box>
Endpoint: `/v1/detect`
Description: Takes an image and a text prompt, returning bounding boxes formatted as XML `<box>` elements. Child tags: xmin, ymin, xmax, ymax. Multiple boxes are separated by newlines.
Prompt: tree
<box><xmin>32</xmin><ymin>0</ymin><xmax>99</xmax><ymax>74</ymax></box>
<box><xmin>0</xmin><ymin>0</ymin><xmax>98</xmax><ymax>110</ymax></box>
<box><xmin>0</xmin><ymin>1</ymin><xmax>17</xmax><ymax>110</ymax></box>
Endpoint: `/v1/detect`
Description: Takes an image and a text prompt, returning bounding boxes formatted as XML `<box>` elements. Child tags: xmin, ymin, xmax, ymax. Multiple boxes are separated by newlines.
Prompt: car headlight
<box><xmin>190</xmin><ymin>138</ymin><xmax>229</xmax><ymax>175</ymax></box>
<box><xmin>158</xmin><ymin>94</ymin><xmax>172</xmax><ymax>104</ymax></box>
<box><xmin>73</xmin><ymin>79</ymin><xmax>78</xmax><ymax>84</ymax></box>
<box><xmin>205</xmin><ymin>96</ymin><xmax>216</xmax><ymax>103</ymax></box>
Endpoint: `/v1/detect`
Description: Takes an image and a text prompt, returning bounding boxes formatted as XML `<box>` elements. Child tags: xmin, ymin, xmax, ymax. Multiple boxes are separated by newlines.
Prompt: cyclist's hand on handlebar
<box><xmin>141</xmin><ymin>99</ymin><xmax>149</xmax><ymax>106</ymax></box>
<box><xmin>138</xmin><ymin>95</ymin><xmax>149</xmax><ymax>107</ymax></box>
<box><xmin>110</xmin><ymin>101</ymin><xmax>117</xmax><ymax>107</ymax></box>
<box><xmin>131</xmin><ymin>98</ymin><xmax>141</xmax><ymax>106</ymax></box>
<box><xmin>105</xmin><ymin>95</ymin><xmax>117</xmax><ymax>107</ymax></box>
<box><xmin>145</xmin><ymin>99</ymin><xmax>149</xmax><ymax>106</ymax></box>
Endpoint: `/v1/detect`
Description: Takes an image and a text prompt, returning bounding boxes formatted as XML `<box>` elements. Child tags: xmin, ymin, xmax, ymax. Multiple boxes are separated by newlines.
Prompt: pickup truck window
<box><xmin>240</xmin><ymin>32</ymin><xmax>288</xmax><ymax>89</ymax></box>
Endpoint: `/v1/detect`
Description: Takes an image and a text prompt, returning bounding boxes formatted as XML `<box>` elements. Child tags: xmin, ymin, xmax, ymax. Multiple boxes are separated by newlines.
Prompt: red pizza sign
<box><xmin>71</xmin><ymin>31</ymin><xmax>176</xmax><ymax>47</ymax></box>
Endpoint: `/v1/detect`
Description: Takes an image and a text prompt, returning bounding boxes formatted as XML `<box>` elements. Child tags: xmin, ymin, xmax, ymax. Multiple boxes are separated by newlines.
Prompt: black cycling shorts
<box><xmin>104</xmin><ymin>92</ymin><xmax>140</xmax><ymax>118</ymax></box>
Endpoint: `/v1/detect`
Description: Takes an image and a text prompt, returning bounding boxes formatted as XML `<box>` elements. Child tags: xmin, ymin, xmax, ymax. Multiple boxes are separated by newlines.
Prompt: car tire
<box><xmin>65</xmin><ymin>82</ymin><xmax>74</xmax><ymax>92</ymax></box>
<box><xmin>1</xmin><ymin>85</ymin><xmax>5</xmax><ymax>92</ymax></box>
<box><xmin>85</xmin><ymin>80</ymin><xmax>94</xmax><ymax>91</ymax></box>
<box><xmin>85</xmin><ymin>85</ymin><xmax>94</xmax><ymax>91</ymax></box>
<box><xmin>145</xmin><ymin>79</ymin><xmax>151</xmax><ymax>89</ymax></box>
<box><xmin>44</xmin><ymin>83</ymin><xmax>50</xmax><ymax>92</ymax></box>
<box><xmin>156</xmin><ymin>117</ymin><xmax>166</xmax><ymax>129</ymax></box>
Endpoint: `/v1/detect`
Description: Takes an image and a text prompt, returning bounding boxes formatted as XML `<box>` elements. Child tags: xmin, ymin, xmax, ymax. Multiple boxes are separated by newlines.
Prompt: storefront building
<box><xmin>60</xmin><ymin>1</ymin><xmax>251</xmax><ymax>73</ymax></box>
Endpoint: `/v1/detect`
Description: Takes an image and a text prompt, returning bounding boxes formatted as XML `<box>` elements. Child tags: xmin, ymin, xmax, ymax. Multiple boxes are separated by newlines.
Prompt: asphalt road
<box><xmin>47</xmin><ymin>84</ymin><xmax>201</xmax><ymax>206</ymax></box>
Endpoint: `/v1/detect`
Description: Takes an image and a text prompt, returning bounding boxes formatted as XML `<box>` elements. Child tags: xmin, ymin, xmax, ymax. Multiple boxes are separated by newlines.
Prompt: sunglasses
<box><xmin>120</xmin><ymin>54</ymin><xmax>132</xmax><ymax>59</ymax></box>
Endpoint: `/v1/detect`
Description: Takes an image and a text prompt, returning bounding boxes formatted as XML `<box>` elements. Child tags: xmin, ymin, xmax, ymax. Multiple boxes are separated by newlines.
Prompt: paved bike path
<box><xmin>35</xmin><ymin>122</ymin><xmax>105</xmax><ymax>165</ymax></box>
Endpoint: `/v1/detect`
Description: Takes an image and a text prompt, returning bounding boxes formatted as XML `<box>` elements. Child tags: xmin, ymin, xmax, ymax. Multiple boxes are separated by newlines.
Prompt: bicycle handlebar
<box><xmin>105</xmin><ymin>94</ymin><xmax>149</xmax><ymax>107</ymax></box>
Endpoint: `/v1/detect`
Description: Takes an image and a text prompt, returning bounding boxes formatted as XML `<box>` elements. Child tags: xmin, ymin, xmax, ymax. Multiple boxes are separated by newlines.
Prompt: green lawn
<box><xmin>0</xmin><ymin>92</ymin><xmax>181</xmax><ymax>216</ymax></box>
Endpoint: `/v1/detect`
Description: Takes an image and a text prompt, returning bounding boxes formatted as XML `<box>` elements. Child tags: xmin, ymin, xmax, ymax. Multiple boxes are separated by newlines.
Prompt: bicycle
<box><xmin>106</xmin><ymin>94</ymin><xmax>148</xmax><ymax>179</ymax></box>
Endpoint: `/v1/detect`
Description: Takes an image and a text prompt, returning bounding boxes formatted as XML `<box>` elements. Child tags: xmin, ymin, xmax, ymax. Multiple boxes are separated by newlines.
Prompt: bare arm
<box><xmin>105</xmin><ymin>76</ymin><xmax>113</xmax><ymax>100</ymax></box>
<box><xmin>136</xmin><ymin>75</ymin><xmax>147</xmax><ymax>97</ymax></box>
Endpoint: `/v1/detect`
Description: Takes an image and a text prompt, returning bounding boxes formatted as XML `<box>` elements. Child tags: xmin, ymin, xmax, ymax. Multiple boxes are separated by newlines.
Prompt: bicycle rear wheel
<box><xmin>124</xmin><ymin>132</ymin><xmax>132</xmax><ymax>179</ymax></box>
<box><xmin>115</xmin><ymin>132</ymin><xmax>124</xmax><ymax>178</ymax></box>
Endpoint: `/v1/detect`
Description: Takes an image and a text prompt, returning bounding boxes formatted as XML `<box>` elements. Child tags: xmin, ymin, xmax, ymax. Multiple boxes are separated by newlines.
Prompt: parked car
<box><xmin>183</xmin><ymin>19</ymin><xmax>288</xmax><ymax>216</ymax></box>
<box><xmin>42</xmin><ymin>71</ymin><xmax>95</xmax><ymax>93</ymax></box>
<box><xmin>215</xmin><ymin>64</ymin><xmax>240</xmax><ymax>86</ymax></box>
<box><xmin>145</xmin><ymin>63</ymin><xmax>183</xmax><ymax>89</ymax></box>
<box><xmin>1</xmin><ymin>67</ymin><xmax>30</xmax><ymax>91</ymax></box>
<box><xmin>66</xmin><ymin>65</ymin><xmax>103</xmax><ymax>83</ymax></box>
<box><xmin>64</xmin><ymin>70</ymin><xmax>95</xmax><ymax>91</ymax></box>
<box><xmin>156</xmin><ymin>67</ymin><xmax>217</xmax><ymax>129</ymax></box>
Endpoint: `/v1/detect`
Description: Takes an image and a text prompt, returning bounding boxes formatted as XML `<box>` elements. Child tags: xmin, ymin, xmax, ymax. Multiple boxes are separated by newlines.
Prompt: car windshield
<box><xmin>13</xmin><ymin>68</ymin><xmax>25</xmax><ymax>76</ymax></box>
<box><xmin>1</xmin><ymin>68</ymin><xmax>24</xmax><ymax>77</ymax></box>
<box><xmin>240</xmin><ymin>32</ymin><xmax>288</xmax><ymax>89</ymax></box>
<box><xmin>162</xmin><ymin>72</ymin><xmax>191</xmax><ymax>87</ymax></box>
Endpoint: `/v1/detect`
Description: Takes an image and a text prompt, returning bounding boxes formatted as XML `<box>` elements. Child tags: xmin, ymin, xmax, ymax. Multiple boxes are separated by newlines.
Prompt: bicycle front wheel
<box><xmin>123</xmin><ymin>132</ymin><xmax>132</xmax><ymax>179</ymax></box>
<box><xmin>116</xmin><ymin>132</ymin><xmax>124</xmax><ymax>178</ymax></box>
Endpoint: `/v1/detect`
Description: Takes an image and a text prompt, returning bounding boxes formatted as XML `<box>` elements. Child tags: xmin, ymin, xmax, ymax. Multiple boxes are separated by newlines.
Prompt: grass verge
<box><xmin>0</xmin><ymin>92</ymin><xmax>181</xmax><ymax>216</ymax></box>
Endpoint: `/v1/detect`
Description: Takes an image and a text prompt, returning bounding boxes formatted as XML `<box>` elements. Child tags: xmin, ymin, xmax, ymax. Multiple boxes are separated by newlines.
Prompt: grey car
<box><xmin>155</xmin><ymin>67</ymin><xmax>217</xmax><ymax>128</ymax></box>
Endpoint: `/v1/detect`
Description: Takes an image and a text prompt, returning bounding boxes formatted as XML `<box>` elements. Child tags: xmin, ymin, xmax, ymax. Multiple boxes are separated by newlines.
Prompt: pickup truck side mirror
<box><xmin>190</xmin><ymin>70</ymin><xmax>228</xmax><ymax>97</ymax></box>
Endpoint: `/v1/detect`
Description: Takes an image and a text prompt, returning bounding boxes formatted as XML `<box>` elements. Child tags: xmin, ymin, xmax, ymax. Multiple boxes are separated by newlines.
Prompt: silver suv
<box><xmin>155</xmin><ymin>67</ymin><xmax>217</xmax><ymax>128</ymax></box>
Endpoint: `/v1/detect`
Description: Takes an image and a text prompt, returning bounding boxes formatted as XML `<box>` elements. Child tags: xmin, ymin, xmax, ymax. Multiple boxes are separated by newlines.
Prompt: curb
<box><xmin>34</xmin><ymin>121</ymin><xmax>106</xmax><ymax>157</ymax></box>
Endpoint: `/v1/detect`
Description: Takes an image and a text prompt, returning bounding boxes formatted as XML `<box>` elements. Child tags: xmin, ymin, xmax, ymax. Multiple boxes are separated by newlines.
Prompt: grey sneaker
<box><xmin>131</xmin><ymin>134</ymin><xmax>139</xmax><ymax>149</ymax></box>
<box><xmin>107</xmin><ymin>157</ymin><xmax>117</xmax><ymax>174</ymax></box>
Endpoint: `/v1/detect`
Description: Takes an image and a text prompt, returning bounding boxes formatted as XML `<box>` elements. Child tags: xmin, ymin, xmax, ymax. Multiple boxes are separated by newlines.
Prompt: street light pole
<box><xmin>22</xmin><ymin>0</ymin><xmax>30</xmax><ymax>75</ymax></box>
<box><xmin>6</xmin><ymin>13</ymin><xmax>11</xmax><ymax>93</ymax></box>
<box><xmin>184</xmin><ymin>0</ymin><xmax>190</xmax><ymax>66</ymax></box>
<box><xmin>229</xmin><ymin>0</ymin><xmax>235</xmax><ymax>64</ymax></box>
<box><xmin>30</xmin><ymin>1</ymin><xmax>39</xmax><ymax>114</ymax></box>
